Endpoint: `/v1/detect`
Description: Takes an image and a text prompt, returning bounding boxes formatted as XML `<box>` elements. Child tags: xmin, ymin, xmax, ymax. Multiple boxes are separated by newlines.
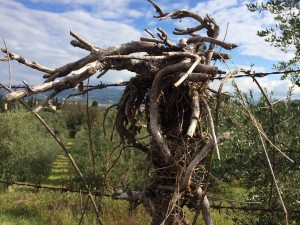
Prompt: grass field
<box><xmin>0</xmin><ymin>140</ymin><xmax>236</xmax><ymax>225</ymax></box>
<box><xmin>0</xmin><ymin>189</ymin><xmax>235</xmax><ymax>225</ymax></box>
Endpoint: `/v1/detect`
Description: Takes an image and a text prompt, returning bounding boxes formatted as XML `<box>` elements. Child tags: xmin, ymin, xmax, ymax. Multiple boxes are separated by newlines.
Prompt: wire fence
<box><xmin>0</xmin><ymin>179</ymin><xmax>111</xmax><ymax>197</ymax></box>
<box><xmin>2</xmin><ymin>179</ymin><xmax>299</xmax><ymax>215</ymax></box>
<box><xmin>0</xmin><ymin>69</ymin><xmax>299</xmax><ymax>90</ymax></box>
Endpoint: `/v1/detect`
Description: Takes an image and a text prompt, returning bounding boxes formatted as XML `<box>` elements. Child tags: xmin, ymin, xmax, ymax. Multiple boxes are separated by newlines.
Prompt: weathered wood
<box><xmin>6</xmin><ymin>66</ymin><xmax>97</xmax><ymax>101</ymax></box>
<box><xmin>2</xmin><ymin>1</ymin><xmax>240</xmax><ymax>224</ymax></box>
<box><xmin>180</xmin><ymin>132</ymin><xmax>230</xmax><ymax>191</ymax></box>
<box><xmin>186</xmin><ymin>88</ymin><xmax>200</xmax><ymax>137</ymax></box>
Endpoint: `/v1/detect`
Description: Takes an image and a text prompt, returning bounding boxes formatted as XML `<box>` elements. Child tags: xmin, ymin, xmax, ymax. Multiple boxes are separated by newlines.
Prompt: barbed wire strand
<box><xmin>2</xmin><ymin>179</ymin><xmax>299</xmax><ymax>215</ymax></box>
<box><xmin>1</xmin><ymin>69</ymin><xmax>300</xmax><ymax>90</ymax></box>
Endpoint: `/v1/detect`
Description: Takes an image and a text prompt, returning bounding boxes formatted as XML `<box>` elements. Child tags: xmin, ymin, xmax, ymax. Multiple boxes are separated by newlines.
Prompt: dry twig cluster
<box><xmin>0</xmin><ymin>1</ymin><xmax>293</xmax><ymax>224</ymax></box>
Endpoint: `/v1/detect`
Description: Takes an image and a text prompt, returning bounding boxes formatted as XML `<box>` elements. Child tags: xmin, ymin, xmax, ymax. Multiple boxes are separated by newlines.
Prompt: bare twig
<box><xmin>255</xmin><ymin>120</ymin><xmax>289</xmax><ymax>225</ymax></box>
<box><xmin>86</xmin><ymin>78</ymin><xmax>96</xmax><ymax>181</ymax></box>
<box><xmin>32</xmin><ymin>90</ymin><xmax>61</xmax><ymax>113</ymax></box>
<box><xmin>144</xmin><ymin>29</ymin><xmax>155</xmax><ymax>38</ymax></box>
<box><xmin>180</xmin><ymin>132</ymin><xmax>230</xmax><ymax>191</ymax></box>
<box><xmin>232</xmin><ymin>80</ymin><xmax>289</xmax><ymax>225</ymax></box>
<box><xmin>250</xmin><ymin>76</ymin><xmax>277</xmax><ymax>208</ymax></box>
<box><xmin>147</xmin><ymin>0</ymin><xmax>167</xmax><ymax>17</ymax></box>
<box><xmin>188</xmin><ymin>35</ymin><xmax>237</xmax><ymax>50</ymax></box>
<box><xmin>203</xmin><ymin>99</ymin><xmax>220</xmax><ymax>160</ymax></box>
<box><xmin>1</xmin><ymin>37</ymin><xmax>13</xmax><ymax>89</ymax></box>
<box><xmin>1</xmin><ymin>47</ymin><xmax>55</xmax><ymax>74</ymax></box>
<box><xmin>103</xmin><ymin>104</ymin><xmax>118</xmax><ymax>137</ymax></box>
<box><xmin>70</xmin><ymin>30</ymin><xmax>99</xmax><ymax>53</ymax></box>
<box><xmin>215</xmin><ymin>69</ymin><xmax>241</xmax><ymax>128</ymax></box>
<box><xmin>79</xmin><ymin>196</ymin><xmax>90</xmax><ymax>225</ymax></box>
<box><xmin>174</xmin><ymin>56</ymin><xmax>202</xmax><ymax>87</ymax></box>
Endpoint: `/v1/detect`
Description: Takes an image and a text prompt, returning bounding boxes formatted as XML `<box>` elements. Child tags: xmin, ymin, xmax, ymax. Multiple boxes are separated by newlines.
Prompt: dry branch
<box><xmin>1</xmin><ymin>1</ymin><xmax>272</xmax><ymax>224</ymax></box>
<box><xmin>203</xmin><ymin>99</ymin><xmax>220</xmax><ymax>160</ymax></box>
<box><xmin>188</xmin><ymin>36</ymin><xmax>237</xmax><ymax>50</ymax></box>
<box><xmin>194</xmin><ymin>186</ymin><xmax>213</xmax><ymax>225</ymax></box>
<box><xmin>180</xmin><ymin>132</ymin><xmax>230</xmax><ymax>191</ymax></box>
<box><xmin>1</xmin><ymin>48</ymin><xmax>55</xmax><ymax>74</ymax></box>
<box><xmin>174</xmin><ymin>57</ymin><xmax>202</xmax><ymax>87</ymax></box>
<box><xmin>6</xmin><ymin>66</ymin><xmax>97</xmax><ymax>101</ymax></box>
<box><xmin>70</xmin><ymin>30</ymin><xmax>99</xmax><ymax>53</ymax></box>
<box><xmin>186</xmin><ymin>88</ymin><xmax>200</xmax><ymax>138</ymax></box>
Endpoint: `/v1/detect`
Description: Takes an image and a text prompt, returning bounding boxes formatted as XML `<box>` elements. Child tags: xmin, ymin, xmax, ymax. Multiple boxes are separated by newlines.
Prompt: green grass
<box><xmin>0</xmin><ymin>188</ymin><xmax>237</xmax><ymax>225</ymax></box>
<box><xmin>45</xmin><ymin>139</ymin><xmax>74</xmax><ymax>187</ymax></box>
<box><xmin>46</xmin><ymin>154</ymin><xmax>71</xmax><ymax>186</ymax></box>
<box><xmin>0</xmin><ymin>139</ymin><xmax>239</xmax><ymax>224</ymax></box>
<box><xmin>0</xmin><ymin>189</ymin><xmax>151</xmax><ymax>225</ymax></box>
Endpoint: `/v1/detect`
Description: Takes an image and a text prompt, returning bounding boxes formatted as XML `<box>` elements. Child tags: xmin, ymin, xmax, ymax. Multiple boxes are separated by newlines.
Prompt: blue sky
<box><xmin>0</xmin><ymin>0</ymin><xmax>299</xmax><ymax>99</ymax></box>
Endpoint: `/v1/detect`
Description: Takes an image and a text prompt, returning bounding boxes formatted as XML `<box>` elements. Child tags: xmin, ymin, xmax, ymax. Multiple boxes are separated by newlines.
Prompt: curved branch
<box><xmin>180</xmin><ymin>132</ymin><xmax>230</xmax><ymax>191</ymax></box>
<box><xmin>193</xmin><ymin>186</ymin><xmax>213</xmax><ymax>225</ymax></box>
<box><xmin>188</xmin><ymin>35</ymin><xmax>238</xmax><ymax>50</ymax></box>
<box><xmin>215</xmin><ymin>69</ymin><xmax>241</xmax><ymax>129</ymax></box>
<box><xmin>174</xmin><ymin>25</ymin><xmax>206</xmax><ymax>35</ymax></box>
<box><xmin>160</xmin><ymin>10</ymin><xmax>204</xmax><ymax>24</ymax></box>
<box><xmin>150</xmin><ymin>59</ymin><xmax>191</xmax><ymax>163</ymax></box>
<box><xmin>147</xmin><ymin>0</ymin><xmax>167</xmax><ymax>17</ymax></box>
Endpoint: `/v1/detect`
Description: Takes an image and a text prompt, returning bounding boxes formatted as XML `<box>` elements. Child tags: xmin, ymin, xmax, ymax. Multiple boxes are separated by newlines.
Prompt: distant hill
<box><xmin>0</xmin><ymin>87</ymin><xmax>124</xmax><ymax>104</ymax></box>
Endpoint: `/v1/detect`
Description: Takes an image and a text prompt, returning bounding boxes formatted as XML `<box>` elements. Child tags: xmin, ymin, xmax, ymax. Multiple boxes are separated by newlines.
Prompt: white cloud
<box><xmin>211</xmin><ymin>75</ymin><xmax>300</xmax><ymax>100</ymax></box>
<box><xmin>191</xmin><ymin>0</ymin><xmax>293</xmax><ymax>62</ymax></box>
<box><xmin>0</xmin><ymin>0</ymin><xmax>142</xmax><ymax>85</ymax></box>
<box><xmin>99</xmin><ymin>70</ymin><xmax>135</xmax><ymax>84</ymax></box>
<box><xmin>26</xmin><ymin>0</ymin><xmax>145</xmax><ymax>20</ymax></box>
<box><xmin>0</xmin><ymin>0</ymin><xmax>297</xmax><ymax>99</ymax></box>
<box><xmin>211</xmin><ymin>62</ymin><xmax>299</xmax><ymax>101</ymax></box>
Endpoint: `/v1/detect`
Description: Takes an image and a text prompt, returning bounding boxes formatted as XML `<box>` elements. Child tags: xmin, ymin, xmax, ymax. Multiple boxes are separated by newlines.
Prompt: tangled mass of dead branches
<box><xmin>0</xmin><ymin>1</ymin><xmax>292</xmax><ymax>225</ymax></box>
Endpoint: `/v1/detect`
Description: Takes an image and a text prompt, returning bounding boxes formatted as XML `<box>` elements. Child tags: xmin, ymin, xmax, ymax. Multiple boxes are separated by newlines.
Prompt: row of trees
<box><xmin>0</xmin><ymin>98</ymin><xmax>94</xmax><ymax>182</ymax></box>
<box><xmin>1</xmin><ymin>92</ymin><xmax>300</xmax><ymax>224</ymax></box>
<box><xmin>0</xmin><ymin>108</ymin><xmax>60</xmax><ymax>182</ymax></box>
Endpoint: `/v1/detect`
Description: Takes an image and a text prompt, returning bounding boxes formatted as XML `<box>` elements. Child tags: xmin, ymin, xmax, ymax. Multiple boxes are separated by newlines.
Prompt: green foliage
<box><xmin>60</xmin><ymin>101</ymin><xmax>105</xmax><ymax>138</ymax></box>
<box><xmin>72</xmin><ymin>108</ymin><xmax>149</xmax><ymax>191</ymax></box>
<box><xmin>61</xmin><ymin>101</ymin><xmax>88</xmax><ymax>138</ymax></box>
<box><xmin>0</xmin><ymin>109</ymin><xmax>60</xmax><ymax>182</ymax></box>
<box><xmin>0</xmin><ymin>189</ymin><xmax>151</xmax><ymax>225</ymax></box>
<box><xmin>39</xmin><ymin>110</ymin><xmax>67</xmax><ymax>139</ymax></box>
<box><xmin>52</xmin><ymin>97</ymin><xmax>62</xmax><ymax>110</ymax></box>
<box><xmin>0</xmin><ymin>94</ymin><xmax>5</xmax><ymax>112</ymax></box>
<box><xmin>0</xmin><ymin>187</ymin><xmax>238</xmax><ymax>225</ymax></box>
<box><xmin>247</xmin><ymin>1</ymin><xmax>300</xmax><ymax>84</ymax></box>
<box><xmin>214</xmin><ymin>92</ymin><xmax>300</xmax><ymax>224</ymax></box>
